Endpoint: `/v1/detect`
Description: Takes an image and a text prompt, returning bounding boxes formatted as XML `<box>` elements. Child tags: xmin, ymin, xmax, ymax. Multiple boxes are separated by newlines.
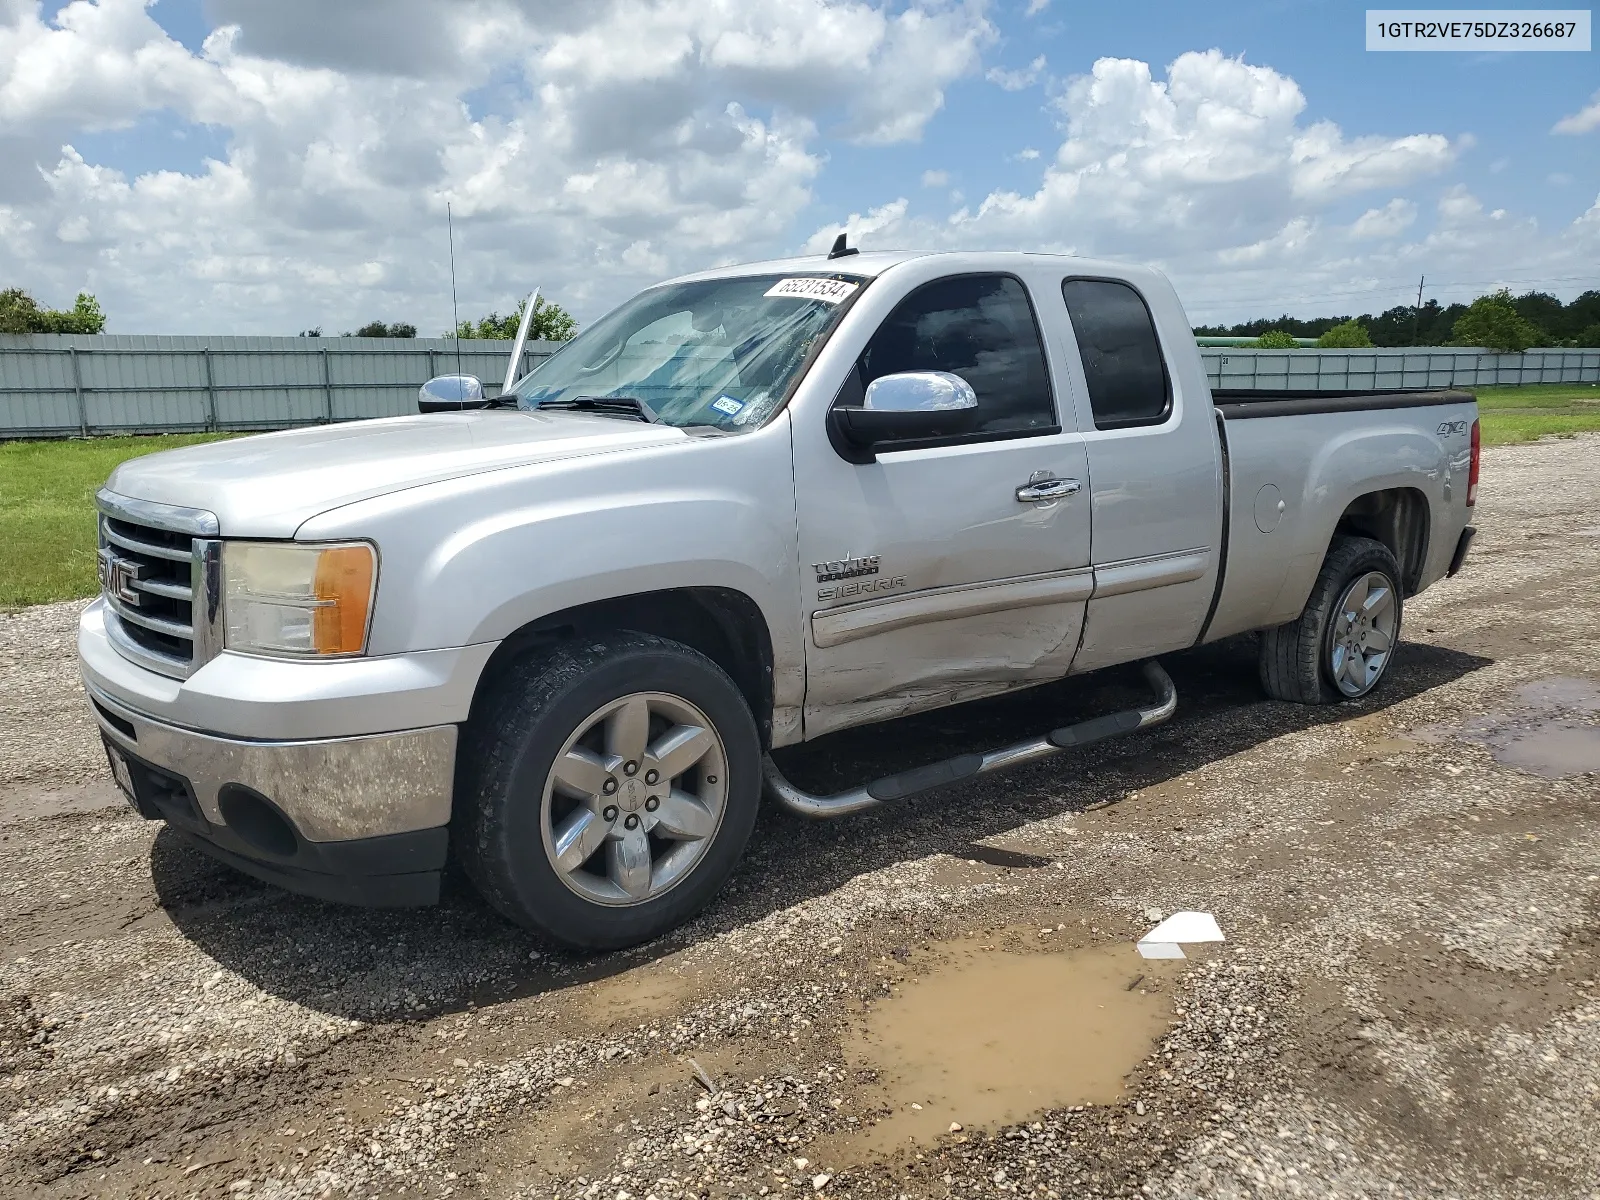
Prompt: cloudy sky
<box><xmin>1</xmin><ymin>0</ymin><xmax>1596</xmax><ymax>334</ymax></box>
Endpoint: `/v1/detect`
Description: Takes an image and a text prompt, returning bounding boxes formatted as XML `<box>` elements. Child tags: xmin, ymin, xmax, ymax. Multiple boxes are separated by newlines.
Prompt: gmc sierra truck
<box><xmin>80</xmin><ymin>248</ymin><xmax>1479</xmax><ymax>949</ymax></box>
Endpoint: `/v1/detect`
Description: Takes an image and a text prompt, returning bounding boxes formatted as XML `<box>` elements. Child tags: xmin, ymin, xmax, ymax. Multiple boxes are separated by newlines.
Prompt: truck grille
<box><xmin>95</xmin><ymin>492</ymin><xmax>221</xmax><ymax>679</ymax></box>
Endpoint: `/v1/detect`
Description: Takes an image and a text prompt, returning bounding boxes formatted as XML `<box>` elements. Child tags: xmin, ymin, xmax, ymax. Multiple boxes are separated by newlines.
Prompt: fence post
<box><xmin>202</xmin><ymin>347</ymin><xmax>218</xmax><ymax>432</ymax></box>
<box><xmin>321</xmin><ymin>348</ymin><xmax>334</xmax><ymax>424</ymax></box>
<box><xmin>70</xmin><ymin>345</ymin><xmax>87</xmax><ymax>437</ymax></box>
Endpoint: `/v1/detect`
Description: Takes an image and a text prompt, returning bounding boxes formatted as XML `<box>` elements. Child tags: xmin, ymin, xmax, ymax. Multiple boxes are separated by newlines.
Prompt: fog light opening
<box><xmin>218</xmin><ymin>785</ymin><xmax>299</xmax><ymax>858</ymax></box>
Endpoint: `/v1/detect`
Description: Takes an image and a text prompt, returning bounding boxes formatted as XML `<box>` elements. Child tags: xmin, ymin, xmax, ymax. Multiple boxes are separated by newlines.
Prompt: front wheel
<box><xmin>1259</xmin><ymin>535</ymin><xmax>1403</xmax><ymax>704</ymax></box>
<box><xmin>455</xmin><ymin>632</ymin><xmax>761</xmax><ymax>950</ymax></box>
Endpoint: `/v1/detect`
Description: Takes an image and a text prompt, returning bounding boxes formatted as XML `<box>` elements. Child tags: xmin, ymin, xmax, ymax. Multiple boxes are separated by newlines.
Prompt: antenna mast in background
<box><xmin>448</xmin><ymin>202</ymin><xmax>463</xmax><ymax>379</ymax></box>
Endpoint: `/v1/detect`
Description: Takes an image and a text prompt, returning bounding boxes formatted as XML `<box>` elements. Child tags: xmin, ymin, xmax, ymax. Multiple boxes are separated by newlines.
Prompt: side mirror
<box><xmin>419</xmin><ymin>374</ymin><xmax>487</xmax><ymax>413</ymax></box>
<box><xmin>829</xmin><ymin>370</ymin><xmax>978</xmax><ymax>461</ymax></box>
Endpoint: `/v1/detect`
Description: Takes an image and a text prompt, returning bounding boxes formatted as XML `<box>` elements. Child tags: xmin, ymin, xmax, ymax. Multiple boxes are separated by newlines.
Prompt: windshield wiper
<box><xmin>533</xmin><ymin>395</ymin><xmax>660</xmax><ymax>423</ymax></box>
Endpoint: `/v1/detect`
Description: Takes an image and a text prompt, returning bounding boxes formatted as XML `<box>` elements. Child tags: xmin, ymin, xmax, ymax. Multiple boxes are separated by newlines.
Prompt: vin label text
<box><xmin>1366</xmin><ymin>10</ymin><xmax>1591</xmax><ymax>49</ymax></box>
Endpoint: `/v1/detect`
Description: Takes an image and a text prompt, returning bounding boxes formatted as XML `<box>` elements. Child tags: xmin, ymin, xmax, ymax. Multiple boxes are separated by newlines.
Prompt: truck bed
<box><xmin>1201</xmin><ymin>386</ymin><xmax>1478</xmax><ymax>646</ymax></box>
<box><xmin>1212</xmin><ymin>387</ymin><xmax>1474</xmax><ymax>420</ymax></box>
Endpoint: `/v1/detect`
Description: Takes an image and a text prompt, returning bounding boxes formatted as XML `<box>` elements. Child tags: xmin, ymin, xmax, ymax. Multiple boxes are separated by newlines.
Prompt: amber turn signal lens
<box><xmin>311</xmin><ymin>545</ymin><xmax>376</xmax><ymax>655</ymax></box>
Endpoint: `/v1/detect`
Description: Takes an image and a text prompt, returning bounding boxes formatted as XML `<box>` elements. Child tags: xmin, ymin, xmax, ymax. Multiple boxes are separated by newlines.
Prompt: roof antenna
<box><xmin>827</xmin><ymin>232</ymin><xmax>859</xmax><ymax>260</ymax></box>
<box><xmin>447</xmin><ymin>201</ymin><xmax>463</xmax><ymax>380</ymax></box>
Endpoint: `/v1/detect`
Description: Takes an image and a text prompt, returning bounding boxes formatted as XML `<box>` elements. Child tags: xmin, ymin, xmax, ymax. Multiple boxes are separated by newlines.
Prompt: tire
<box><xmin>1259</xmin><ymin>535</ymin><xmax>1403</xmax><ymax>705</ymax></box>
<box><xmin>454</xmin><ymin>631</ymin><xmax>761</xmax><ymax>950</ymax></box>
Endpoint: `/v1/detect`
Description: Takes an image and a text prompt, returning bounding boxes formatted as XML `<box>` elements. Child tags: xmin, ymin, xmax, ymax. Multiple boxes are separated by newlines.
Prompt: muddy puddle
<box><xmin>1416</xmin><ymin>676</ymin><xmax>1600</xmax><ymax>779</ymax></box>
<box><xmin>840</xmin><ymin>939</ymin><xmax>1181</xmax><ymax>1155</ymax></box>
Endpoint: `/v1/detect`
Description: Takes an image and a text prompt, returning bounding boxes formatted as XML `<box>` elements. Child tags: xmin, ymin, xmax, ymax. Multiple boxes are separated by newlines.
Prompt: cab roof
<box><xmin>661</xmin><ymin>249</ymin><xmax>1153</xmax><ymax>287</ymax></box>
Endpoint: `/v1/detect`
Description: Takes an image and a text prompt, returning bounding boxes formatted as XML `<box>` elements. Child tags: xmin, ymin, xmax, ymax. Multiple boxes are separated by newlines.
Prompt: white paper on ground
<box><xmin>1136</xmin><ymin>942</ymin><xmax>1188</xmax><ymax>959</ymax></box>
<box><xmin>1136</xmin><ymin>910</ymin><xmax>1225</xmax><ymax>960</ymax></box>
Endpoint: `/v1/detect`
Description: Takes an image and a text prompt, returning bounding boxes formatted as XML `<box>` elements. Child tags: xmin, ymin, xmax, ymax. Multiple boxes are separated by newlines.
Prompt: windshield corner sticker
<box><xmin>711</xmin><ymin>395</ymin><xmax>745</xmax><ymax>417</ymax></box>
<box><xmin>765</xmin><ymin>277</ymin><xmax>859</xmax><ymax>305</ymax></box>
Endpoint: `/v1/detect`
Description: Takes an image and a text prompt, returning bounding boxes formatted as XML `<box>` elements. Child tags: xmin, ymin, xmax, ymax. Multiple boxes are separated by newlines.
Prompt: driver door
<box><xmin>791</xmin><ymin>271</ymin><xmax>1093</xmax><ymax>738</ymax></box>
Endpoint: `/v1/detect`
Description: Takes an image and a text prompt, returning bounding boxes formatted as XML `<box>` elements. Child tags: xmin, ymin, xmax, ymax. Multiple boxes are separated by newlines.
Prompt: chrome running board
<box><xmin>763</xmin><ymin>659</ymin><xmax>1177</xmax><ymax>820</ymax></box>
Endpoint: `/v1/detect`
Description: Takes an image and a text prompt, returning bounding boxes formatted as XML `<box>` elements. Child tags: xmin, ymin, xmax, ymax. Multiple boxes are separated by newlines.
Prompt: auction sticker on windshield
<box><xmin>764</xmin><ymin>277</ymin><xmax>860</xmax><ymax>304</ymax></box>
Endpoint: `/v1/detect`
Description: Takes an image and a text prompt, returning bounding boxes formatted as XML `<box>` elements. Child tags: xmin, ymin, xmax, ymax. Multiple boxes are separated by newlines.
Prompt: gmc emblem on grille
<box><xmin>97</xmin><ymin>549</ymin><xmax>143</xmax><ymax>607</ymax></box>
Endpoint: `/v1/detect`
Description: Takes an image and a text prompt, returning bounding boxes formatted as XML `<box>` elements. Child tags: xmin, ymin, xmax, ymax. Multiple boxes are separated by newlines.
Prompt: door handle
<box><xmin>1015</xmin><ymin>477</ymin><xmax>1082</xmax><ymax>503</ymax></box>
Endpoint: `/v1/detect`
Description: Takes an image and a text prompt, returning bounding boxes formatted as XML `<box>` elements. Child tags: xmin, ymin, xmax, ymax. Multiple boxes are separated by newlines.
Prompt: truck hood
<box><xmin>104</xmin><ymin>410</ymin><xmax>692</xmax><ymax>537</ymax></box>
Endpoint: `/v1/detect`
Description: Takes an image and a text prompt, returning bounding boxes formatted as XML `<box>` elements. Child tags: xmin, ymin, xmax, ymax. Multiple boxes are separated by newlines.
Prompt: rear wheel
<box><xmin>1259</xmin><ymin>535</ymin><xmax>1403</xmax><ymax>704</ymax></box>
<box><xmin>455</xmin><ymin>632</ymin><xmax>761</xmax><ymax>950</ymax></box>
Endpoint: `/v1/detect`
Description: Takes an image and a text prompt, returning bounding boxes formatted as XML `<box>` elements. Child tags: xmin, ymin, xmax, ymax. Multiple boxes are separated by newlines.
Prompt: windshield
<box><xmin>509</xmin><ymin>273</ymin><xmax>865</xmax><ymax>430</ymax></box>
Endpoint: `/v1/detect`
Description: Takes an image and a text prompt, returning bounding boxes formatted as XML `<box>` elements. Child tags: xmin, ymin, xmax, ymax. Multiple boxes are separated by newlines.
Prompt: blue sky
<box><xmin>2</xmin><ymin>0</ymin><xmax>1596</xmax><ymax>333</ymax></box>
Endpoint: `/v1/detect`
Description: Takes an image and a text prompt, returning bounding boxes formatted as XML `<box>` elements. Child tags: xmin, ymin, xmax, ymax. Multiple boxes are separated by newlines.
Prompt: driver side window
<box><xmin>858</xmin><ymin>274</ymin><xmax>1057</xmax><ymax>437</ymax></box>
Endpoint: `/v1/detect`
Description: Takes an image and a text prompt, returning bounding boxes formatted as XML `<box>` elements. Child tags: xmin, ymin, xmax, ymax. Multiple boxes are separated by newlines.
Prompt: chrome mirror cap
<box><xmin>419</xmin><ymin>374</ymin><xmax>487</xmax><ymax>413</ymax></box>
<box><xmin>862</xmin><ymin>370</ymin><xmax>977</xmax><ymax>414</ymax></box>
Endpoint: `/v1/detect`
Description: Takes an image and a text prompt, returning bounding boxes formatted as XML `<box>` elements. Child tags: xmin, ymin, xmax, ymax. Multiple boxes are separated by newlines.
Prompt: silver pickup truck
<box><xmin>80</xmin><ymin>249</ymin><xmax>1479</xmax><ymax>948</ymax></box>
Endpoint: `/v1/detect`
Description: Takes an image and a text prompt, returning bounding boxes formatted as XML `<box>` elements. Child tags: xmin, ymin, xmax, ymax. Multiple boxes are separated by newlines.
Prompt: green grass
<box><xmin>1470</xmin><ymin>383</ymin><xmax>1600</xmax><ymax>445</ymax></box>
<box><xmin>0</xmin><ymin>434</ymin><xmax>232</xmax><ymax>608</ymax></box>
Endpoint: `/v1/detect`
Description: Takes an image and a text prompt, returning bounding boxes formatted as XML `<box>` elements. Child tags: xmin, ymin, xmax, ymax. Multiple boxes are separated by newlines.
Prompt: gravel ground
<box><xmin>2</xmin><ymin>435</ymin><xmax>1598</xmax><ymax>1200</ymax></box>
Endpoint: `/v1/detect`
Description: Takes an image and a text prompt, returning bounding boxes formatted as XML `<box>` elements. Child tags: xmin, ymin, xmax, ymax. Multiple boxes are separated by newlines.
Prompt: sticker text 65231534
<box><xmin>764</xmin><ymin>277</ymin><xmax>860</xmax><ymax>305</ymax></box>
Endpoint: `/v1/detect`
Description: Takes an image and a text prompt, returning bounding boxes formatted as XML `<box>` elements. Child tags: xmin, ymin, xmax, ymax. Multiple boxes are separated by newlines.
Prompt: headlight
<box><xmin>222</xmin><ymin>542</ymin><xmax>377</xmax><ymax>657</ymax></box>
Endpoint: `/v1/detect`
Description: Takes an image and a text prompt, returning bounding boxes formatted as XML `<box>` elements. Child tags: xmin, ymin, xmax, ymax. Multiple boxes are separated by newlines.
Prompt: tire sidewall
<box><xmin>1314</xmin><ymin>547</ymin><xmax>1403</xmax><ymax>702</ymax></box>
<box><xmin>467</xmin><ymin>638</ymin><xmax>761</xmax><ymax>950</ymax></box>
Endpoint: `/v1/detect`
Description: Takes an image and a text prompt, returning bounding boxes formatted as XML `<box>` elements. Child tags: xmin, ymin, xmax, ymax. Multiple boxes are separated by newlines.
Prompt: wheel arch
<box><xmin>468</xmin><ymin>587</ymin><xmax>777</xmax><ymax>747</ymax></box>
<box><xmin>1332</xmin><ymin>486</ymin><xmax>1430</xmax><ymax>596</ymax></box>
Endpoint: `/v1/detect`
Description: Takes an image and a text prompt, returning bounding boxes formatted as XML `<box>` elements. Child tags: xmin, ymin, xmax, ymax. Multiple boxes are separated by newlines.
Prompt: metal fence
<box><xmin>0</xmin><ymin>334</ymin><xmax>557</xmax><ymax>438</ymax></box>
<box><xmin>2</xmin><ymin>336</ymin><xmax>1597</xmax><ymax>439</ymax></box>
<box><xmin>1201</xmin><ymin>347</ymin><xmax>1600</xmax><ymax>391</ymax></box>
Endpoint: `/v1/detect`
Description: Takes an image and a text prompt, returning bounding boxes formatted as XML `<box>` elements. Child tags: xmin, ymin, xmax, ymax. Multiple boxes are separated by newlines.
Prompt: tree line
<box><xmin>300</xmin><ymin>294</ymin><xmax>577</xmax><ymax>341</ymax></box>
<box><xmin>2</xmin><ymin>285</ymin><xmax>576</xmax><ymax>342</ymax></box>
<box><xmin>1194</xmin><ymin>288</ymin><xmax>1600</xmax><ymax>353</ymax></box>
<box><xmin>0</xmin><ymin>289</ymin><xmax>107</xmax><ymax>334</ymax></box>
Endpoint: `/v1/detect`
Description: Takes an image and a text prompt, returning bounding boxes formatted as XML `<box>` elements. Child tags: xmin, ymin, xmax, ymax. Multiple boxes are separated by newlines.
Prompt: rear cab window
<box><xmin>1060</xmin><ymin>278</ymin><xmax>1172</xmax><ymax>430</ymax></box>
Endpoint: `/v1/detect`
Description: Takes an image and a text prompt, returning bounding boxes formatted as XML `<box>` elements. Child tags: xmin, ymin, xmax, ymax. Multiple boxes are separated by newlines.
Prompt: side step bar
<box><xmin>763</xmin><ymin>659</ymin><xmax>1177</xmax><ymax>819</ymax></box>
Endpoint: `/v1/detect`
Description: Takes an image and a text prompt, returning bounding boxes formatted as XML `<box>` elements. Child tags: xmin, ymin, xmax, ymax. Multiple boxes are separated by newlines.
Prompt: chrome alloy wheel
<box><xmin>1327</xmin><ymin>570</ymin><xmax>1398</xmax><ymax>697</ymax></box>
<box><xmin>539</xmin><ymin>691</ymin><xmax>728</xmax><ymax>906</ymax></box>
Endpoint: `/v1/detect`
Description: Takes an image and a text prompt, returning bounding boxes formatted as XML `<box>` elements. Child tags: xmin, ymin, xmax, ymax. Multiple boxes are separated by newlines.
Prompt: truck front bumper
<box><xmin>89</xmin><ymin>684</ymin><xmax>455</xmax><ymax>906</ymax></box>
<box><xmin>77</xmin><ymin>599</ymin><xmax>486</xmax><ymax>907</ymax></box>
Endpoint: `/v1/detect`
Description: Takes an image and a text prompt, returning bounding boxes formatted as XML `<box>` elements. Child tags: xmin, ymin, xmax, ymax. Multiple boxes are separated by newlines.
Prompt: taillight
<box><xmin>1466</xmin><ymin>418</ymin><xmax>1480</xmax><ymax>508</ymax></box>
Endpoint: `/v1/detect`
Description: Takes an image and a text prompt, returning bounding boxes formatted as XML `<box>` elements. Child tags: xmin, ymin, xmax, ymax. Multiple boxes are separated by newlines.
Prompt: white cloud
<box><xmin>800</xmin><ymin>197</ymin><xmax>909</xmax><ymax>253</ymax></box>
<box><xmin>1024</xmin><ymin>0</ymin><xmax>1049</xmax><ymax>14</ymax></box>
<box><xmin>5</xmin><ymin>8</ymin><xmax>1595</xmax><ymax>338</ymax></box>
<box><xmin>1349</xmin><ymin>198</ymin><xmax>1416</xmax><ymax>240</ymax></box>
<box><xmin>0</xmin><ymin>0</ymin><xmax>992</xmax><ymax>332</ymax></box>
<box><xmin>1015</xmin><ymin>146</ymin><xmax>1039</xmax><ymax>160</ymax></box>
<box><xmin>0</xmin><ymin>0</ymin><xmax>240</xmax><ymax>134</ymax></box>
<box><xmin>986</xmin><ymin>54</ymin><xmax>1044</xmax><ymax>91</ymax></box>
<box><xmin>1552</xmin><ymin>89</ymin><xmax>1600</xmax><ymax>134</ymax></box>
<box><xmin>801</xmin><ymin>50</ymin><xmax>1595</xmax><ymax>324</ymax></box>
<box><xmin>1217</xmin><ymin>216</ymin><xmax>1316</xmax><ymax>265</ymax></box>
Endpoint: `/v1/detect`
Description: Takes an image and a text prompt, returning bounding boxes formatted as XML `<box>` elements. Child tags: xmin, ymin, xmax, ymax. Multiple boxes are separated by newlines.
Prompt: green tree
<box><xmin>1512</xmin><ymin>291</ymin><xmax>1563</xmax><ymax>338</ymax></box>
<box><xmin>0</xmin><ymin>288</ymin><xmax>41</xmax><ymax>334</ymax></box>
<box><xmin>1449</xmin><ymin>290</ymin><xmax>1546</xmax><ymax>353</ymax></box>
<box><xmin>1317</xmin><ymin>319</ymin><xmax>1373</xmax><ymax>348</ymax></box>
<box><xmin>453</xmin><ymin>294</ymin><xmax>577</xmax><ymax>341</ymax></box>
<box><xmin>1364</xmin><ymin>304</ymin><xmax>1422</xmax><ymax>346</ymax></box>
<box><xmin>348</xmin><ymin>321</ymin><xmax>417</xmax><ymax>338</ymax></box>
<box><xmin>0</xmin><ymin>288</ymin><xmax>106</xmax><ymax>334</ymax></box>
<box><xmin>1253</xmin><ymin>329</ymin><xmax>1299</xmax><ymax>349</ymax></box>
<box><xmin>1575</xmin><ymin>324</ymin><xmax>1600</xmax><ymax>348</ymax></box>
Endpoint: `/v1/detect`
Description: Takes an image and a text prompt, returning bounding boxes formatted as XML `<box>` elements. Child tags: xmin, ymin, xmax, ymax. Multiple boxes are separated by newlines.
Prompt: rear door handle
<box><xmin>1015</xmin><ymin>477</ymin><xmax>1082</xmax><ymax>503</ymax></box>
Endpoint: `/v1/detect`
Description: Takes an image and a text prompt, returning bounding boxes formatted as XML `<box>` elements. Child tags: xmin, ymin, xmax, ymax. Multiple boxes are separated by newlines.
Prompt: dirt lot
<box><xmin>2</xmin><ymin>435</ymin><xmax>1598</xmax><ymax>1200</ymax></box>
